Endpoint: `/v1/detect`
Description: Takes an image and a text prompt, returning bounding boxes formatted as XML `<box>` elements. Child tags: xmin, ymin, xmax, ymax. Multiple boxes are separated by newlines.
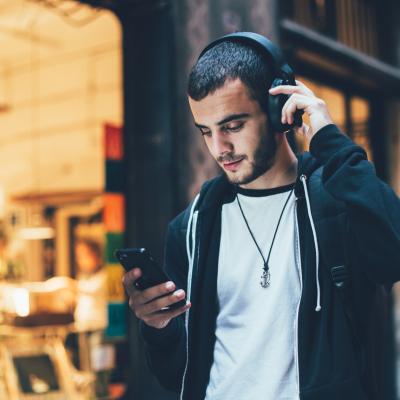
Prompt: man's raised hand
<box><xmin>269</xmin><ymin>79</ymin><xmax>333</xmax><ymax>138</ymax></box>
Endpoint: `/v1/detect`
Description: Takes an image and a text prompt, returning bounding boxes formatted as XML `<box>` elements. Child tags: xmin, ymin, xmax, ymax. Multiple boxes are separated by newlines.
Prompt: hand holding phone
<box><xmin>118</xmin><ymin>248</ymin><xmax>191</xmax><ymax>329</ymax></box>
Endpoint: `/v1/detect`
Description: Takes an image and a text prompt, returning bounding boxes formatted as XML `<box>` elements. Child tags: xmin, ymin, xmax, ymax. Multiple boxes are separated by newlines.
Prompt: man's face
<box><xmin>188</xmin><ymin>78</ymin><xmax>277</xmax><ymax>186</ymax></box>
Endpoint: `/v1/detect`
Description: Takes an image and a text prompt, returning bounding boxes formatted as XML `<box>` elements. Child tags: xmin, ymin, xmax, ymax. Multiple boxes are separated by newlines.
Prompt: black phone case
<box><xmin>115</xmin><ymin>248</ymin><xmax>186</xmax><ymax>310</ymax></box>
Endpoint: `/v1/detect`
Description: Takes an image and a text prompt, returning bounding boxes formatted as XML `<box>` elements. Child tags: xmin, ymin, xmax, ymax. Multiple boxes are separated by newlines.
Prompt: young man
<box><xmin>123</xmin><ymin>34</ymin><xmax>400</xmax><ymax>399</ymax></box>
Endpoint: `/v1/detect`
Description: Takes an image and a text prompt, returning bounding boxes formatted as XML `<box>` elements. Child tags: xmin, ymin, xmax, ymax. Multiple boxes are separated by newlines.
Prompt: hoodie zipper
<box><xmin>294</xmin><ymin>198</ymin><xmax>303</xmax><ymax>398</ymax></box>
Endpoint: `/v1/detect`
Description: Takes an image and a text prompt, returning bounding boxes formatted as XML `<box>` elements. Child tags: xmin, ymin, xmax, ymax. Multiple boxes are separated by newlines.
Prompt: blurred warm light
<box><xmin>43</xmin><ymin>276</ymin><xmax>76</xmax><ymax>291</ymax></box>
<box><xmin>0</xmin><ymin>103</ymin><xmax>10</xmax><ymax>113</ymax></box>
<box><xmin>352</xmin><ymin>97</ymin><xmax>369</xmax><ymax>123</ymax></box>
<box><xmin>0</xmin><ymin>185</ymin><xmax>5</xmax><ymax>218</ymax></box>
<box><xmin>18</xmin><ymin>226</ymin><xmax>55</xmax><ymax>240</ymax></box>
<box><xmin>13</xmin><ymin>287</ymin><xmax>30</xmax><ymax>317</ymax></box>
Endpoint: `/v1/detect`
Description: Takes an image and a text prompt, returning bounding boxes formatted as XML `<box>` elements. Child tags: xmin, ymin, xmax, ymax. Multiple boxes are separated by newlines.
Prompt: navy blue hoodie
<box><xmin>140</xmin><ymin>124</ymin><xmax>400</xmax><ymax>400</ymax></box>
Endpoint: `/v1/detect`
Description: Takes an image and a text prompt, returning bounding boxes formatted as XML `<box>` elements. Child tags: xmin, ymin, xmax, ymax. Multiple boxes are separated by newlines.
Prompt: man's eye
<box><xmin>224</xmin><ymin>123</ymin><xmax>244</xmax><ymax>132</ymax></box>
<box><xmin>200</xmin><ymin>129</ymin><xmax>211</xmax><ymax>136</ymax></box>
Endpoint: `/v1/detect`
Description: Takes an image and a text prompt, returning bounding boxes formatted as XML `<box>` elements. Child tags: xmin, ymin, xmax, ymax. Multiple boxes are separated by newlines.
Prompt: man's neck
<box><xmin>239</xmin><ymin>137</ymin><xmax>298</xmax><ymax>190</ymax></box>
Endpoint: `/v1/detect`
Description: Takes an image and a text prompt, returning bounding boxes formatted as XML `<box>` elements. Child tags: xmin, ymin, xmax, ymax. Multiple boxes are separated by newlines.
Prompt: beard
<box><xmin>220</xmin><ymin>130</ymin><xmax>277</xmax><ymax>186</ymax></box>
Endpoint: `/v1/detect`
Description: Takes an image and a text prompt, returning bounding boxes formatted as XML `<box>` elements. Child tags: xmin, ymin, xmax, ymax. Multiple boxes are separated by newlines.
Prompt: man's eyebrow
<box><xmin>217</xmin><ymin>113</ymin><xmax>250</xmax><ymax>126</ymax></box>
<box><xmin>194</xmin><ymin>113</ymin><xmax>250</xmax><ymax>129</ymax></box>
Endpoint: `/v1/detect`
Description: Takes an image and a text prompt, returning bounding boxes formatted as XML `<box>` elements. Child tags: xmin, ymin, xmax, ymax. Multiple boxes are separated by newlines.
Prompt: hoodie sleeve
<box><xmin>140</xmin><ymin>211</ymin><xmax>189</xmax><ymax>392</ymax></box>
<box><xmin>309</xmin><ymin>124</ymin><xmax>400</xmax><ymax>285</ymax></box>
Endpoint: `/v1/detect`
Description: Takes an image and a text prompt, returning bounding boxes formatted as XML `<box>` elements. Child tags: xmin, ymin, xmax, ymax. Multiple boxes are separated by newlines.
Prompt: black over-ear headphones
<box><xmin>198</xmin><ymin>32</ymin><xmax>303</xmax><ymax>133</ymax></box>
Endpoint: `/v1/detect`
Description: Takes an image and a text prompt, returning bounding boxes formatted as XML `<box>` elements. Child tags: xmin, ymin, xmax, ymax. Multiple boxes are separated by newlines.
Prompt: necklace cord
<box><xmin>236</xmin><ymin>188</ymin><xmax>294</xmax><ymax>271</ymax></box>
<box><xmin>236</xmin><ymin>194</ymin><xmax>267</xmax><ymax>264</ymax></box>
<box><xmin>265</xmin><ymin>188</ymin><xmax>294</xmax><ymax>265</ymax></box>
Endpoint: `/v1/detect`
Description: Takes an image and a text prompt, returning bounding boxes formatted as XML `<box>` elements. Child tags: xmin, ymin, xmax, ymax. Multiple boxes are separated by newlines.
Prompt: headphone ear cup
<box><xmin>268</xmin><ymin>78</ymin><xmax>303</xmax><ymax>133</ymax></box>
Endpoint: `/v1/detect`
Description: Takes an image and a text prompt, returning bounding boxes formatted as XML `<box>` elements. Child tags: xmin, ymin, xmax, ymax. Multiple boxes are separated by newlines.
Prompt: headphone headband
<box><xmin>198</xmin><ymin>32</ymin><xmax>294</xmax><ymax>79</ymax></box>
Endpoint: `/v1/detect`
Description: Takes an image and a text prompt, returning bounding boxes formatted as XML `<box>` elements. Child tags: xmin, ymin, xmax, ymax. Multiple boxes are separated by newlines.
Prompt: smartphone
<box><xmin>115</xmin><ymin>247</ymin><xmax>186</xmax><ymax>310</ymax></box>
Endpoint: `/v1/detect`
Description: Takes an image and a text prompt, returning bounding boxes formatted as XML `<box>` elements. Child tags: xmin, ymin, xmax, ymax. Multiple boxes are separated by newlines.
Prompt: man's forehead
<box><xmin>188</xmin><ymin>79</ymin><xmax>257</xmax><ymax>124</ymax></box>
<box><xmin>193</xmin><ymin>78</ymin><xmax>251</xmax><ymax>103</ymax></box>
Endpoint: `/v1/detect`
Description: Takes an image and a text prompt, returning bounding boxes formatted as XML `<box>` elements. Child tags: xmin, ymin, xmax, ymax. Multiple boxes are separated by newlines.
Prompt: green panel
<box><xmin>105</xmin><ymin>302</ymin><xmax>127</xmax><ymax>338</ymax></box>
<box><xmin>105</xmin><ymin>232</ymin><xmax>125</xmax><ymax>264</ymax></box>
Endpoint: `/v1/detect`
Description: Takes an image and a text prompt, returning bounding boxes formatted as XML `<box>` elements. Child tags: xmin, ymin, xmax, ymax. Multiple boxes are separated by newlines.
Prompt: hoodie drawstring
<box><xmin>185</xmin><ymin>194</ymin><xmax>200</xmax><ymax>303</ymax></box>
<box><xmin>185</xmin><ymin>194</ymin><xmax>200</xmax><ymax>273</ymax></box>
<box><xmin>180</xmin><ymin>193</ymin><xmax>200</xmax><ymax>400</ymax></box>
<box><xmin>300</xmin><ymin>174</ymin><xmax>321</xmax><ymax>312</ymax></box>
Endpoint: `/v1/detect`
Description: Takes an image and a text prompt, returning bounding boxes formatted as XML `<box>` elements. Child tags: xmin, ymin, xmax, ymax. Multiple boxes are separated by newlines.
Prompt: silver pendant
<box><xmin>260</xmin><ymin>267</ymin><xmax>271</xmax><ymax>288</ymax></box>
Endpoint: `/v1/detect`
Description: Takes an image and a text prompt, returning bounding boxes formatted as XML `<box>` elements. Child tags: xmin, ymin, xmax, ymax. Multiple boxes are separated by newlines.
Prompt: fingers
<box><xmin>123</xmin><ymin>268</ymin><xmax>178</xmax><ymax>307</ymax></box>
<box><xmin>144</xmin><ymin>302</ymin><xmax>192</xmax><ymax>329</ymax></box>
<box><xmin>134</xmin><ymin>289</ymin><xmax>186</xmax><ymax>319</ymax></box>
<box><xmin>136</xmin><ymin>281</ymin><xmax>177</xmax><ymax>305</ymax></box>
<box><xmin>269</xmin><ymin>84</ymin><xmax>314</xmax><ymax>124</ymax></box>
<box><xmin>269</xmin><ymin>81</ymin><xmax>314</xmax><ymax>97</ymax></box>
<box><xmin>281</xmin><ymin>93</ymin><xmax>311</xmax><ymax>124</ymax></box>
<box><xmin>124</xmin><ymin>275</ymin><xmax>183</xmax><ymax>319</ymax></box>
<box><xmin>122</xmin><ymin>268</ymin><xmax>191</xmax><ymax>330</ymax></box>
<box><xmin>270</xmin><ymin>80</ymin><xmax>332</xmax><ymax>136</ymax></box>
<box><xmin>122</xmin><ymin>268</ymin><xmax>142</xmax><ymax>296</ymax></box>
<box><xmin>282</xmin><ymin>98</ymin><xmax>298</xmax><ymax>124</ymax></box>
<box><xmin>269</xmin><ymin>85</ymin><xmax>302</xmax><ymax>96</ymax></box>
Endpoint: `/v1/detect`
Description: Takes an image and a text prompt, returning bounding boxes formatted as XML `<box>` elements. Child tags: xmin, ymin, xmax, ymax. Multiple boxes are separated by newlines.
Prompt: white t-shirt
<box><xmin>205</xmin><ymin>184</ymin><xmax>302</xmax><ymax>400</ymax></box>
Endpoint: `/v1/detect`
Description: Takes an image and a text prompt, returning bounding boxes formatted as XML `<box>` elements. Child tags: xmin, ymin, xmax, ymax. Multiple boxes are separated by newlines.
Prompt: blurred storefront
<box><xmin>0</xmin><ymin>1</ymin><xmax>127</xmax><ymax>398</ymax></box>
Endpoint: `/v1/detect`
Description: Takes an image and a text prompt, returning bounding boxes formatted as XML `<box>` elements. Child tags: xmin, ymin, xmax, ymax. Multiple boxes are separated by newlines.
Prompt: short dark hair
<box><xmin>187</xmin><ymin>40</ymin><xmax>276</xmax><ymax>113</ymax></box>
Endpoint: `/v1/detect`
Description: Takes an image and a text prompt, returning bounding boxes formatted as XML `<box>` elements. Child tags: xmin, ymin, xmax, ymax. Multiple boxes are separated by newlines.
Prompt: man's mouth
<box><xmin>222</xmin><ymin>158</ymin><xmax>244</xmax><ymax>171</ymax></box>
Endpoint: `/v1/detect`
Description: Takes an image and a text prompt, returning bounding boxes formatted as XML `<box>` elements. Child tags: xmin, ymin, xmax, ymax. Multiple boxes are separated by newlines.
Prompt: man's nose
<box><xmin>212</xmin><ymin>132</ymin><xmax>233</xmax><ymax>157</ymax></box>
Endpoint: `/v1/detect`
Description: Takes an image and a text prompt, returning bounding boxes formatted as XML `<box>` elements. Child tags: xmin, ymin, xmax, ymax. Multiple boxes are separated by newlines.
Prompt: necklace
<box><xmin>236</xmin><ymin>187</ymin><xmax>294</xmax><ymax>288</ymax></box>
